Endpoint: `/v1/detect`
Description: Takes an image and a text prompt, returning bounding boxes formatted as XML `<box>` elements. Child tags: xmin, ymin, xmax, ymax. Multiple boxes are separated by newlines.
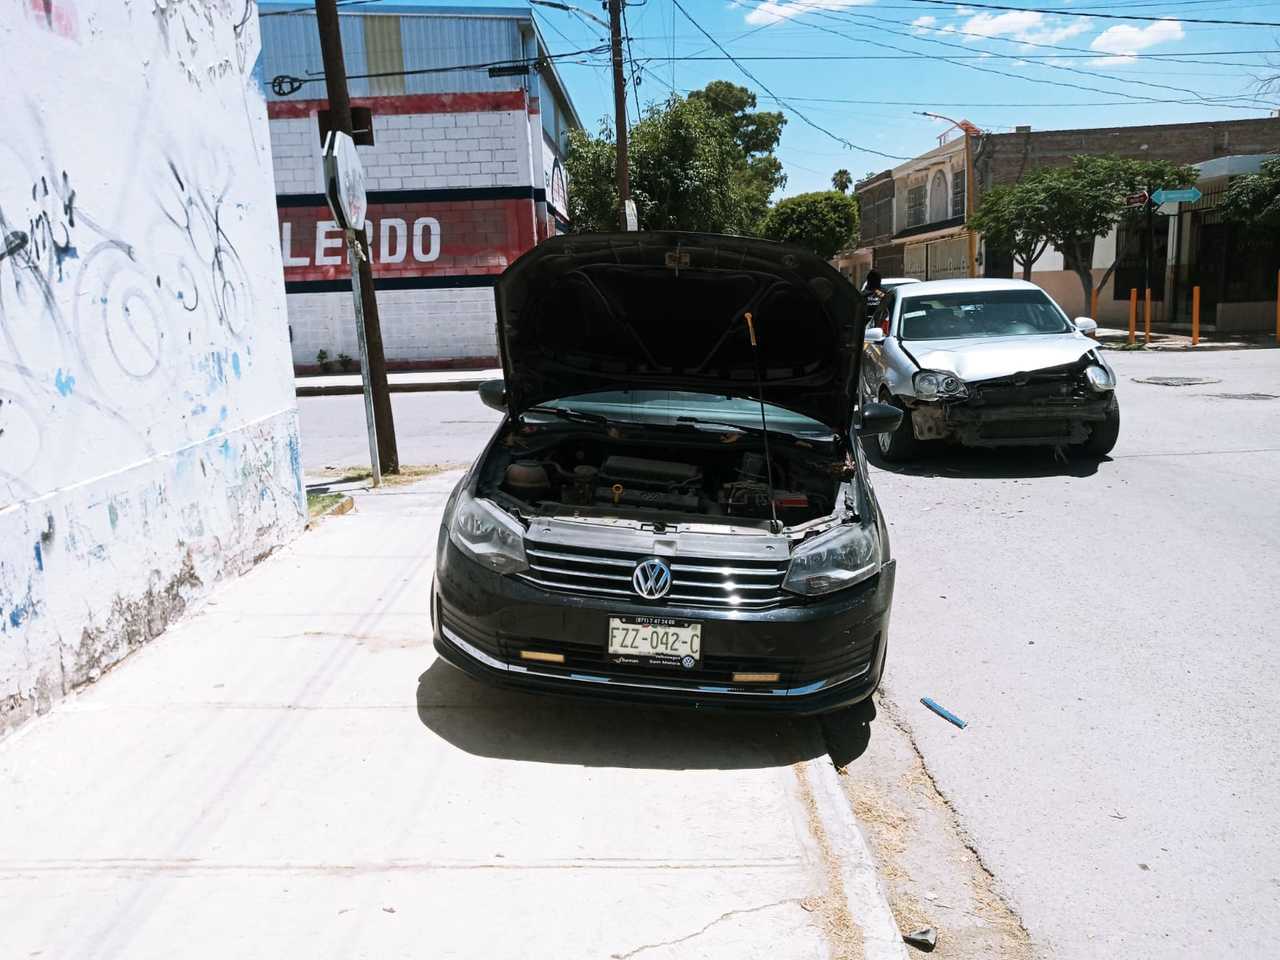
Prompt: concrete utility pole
<box><xmin>608</xmin><ymin>0</ymin><xmax>631</xmax><ymax>230</ymax></box>
<box><xmin>314</xmin><ymin>0</ymin><xmax>399</xmax><ymax>473</ymax></box>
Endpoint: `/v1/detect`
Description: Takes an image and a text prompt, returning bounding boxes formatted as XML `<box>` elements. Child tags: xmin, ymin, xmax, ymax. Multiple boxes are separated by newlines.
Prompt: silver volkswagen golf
<box><xmin>861</xmin><ymin>278</ymin><xmax>1120</xmax><ymax>460</ymax></box>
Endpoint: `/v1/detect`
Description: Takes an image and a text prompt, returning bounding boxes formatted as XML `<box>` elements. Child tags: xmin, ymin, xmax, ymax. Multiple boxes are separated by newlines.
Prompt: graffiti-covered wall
<box><xmin>0</xmin><ymin>2</ymin><xmax>304</xmax><ymax>735</ymax></box>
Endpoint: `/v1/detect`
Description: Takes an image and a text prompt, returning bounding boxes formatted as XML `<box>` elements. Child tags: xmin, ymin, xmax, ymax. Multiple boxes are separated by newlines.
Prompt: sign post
<box><xmin>323</xmin><ymin>130</ymin><xmax>380</xmax><ymax>488</ymax></box>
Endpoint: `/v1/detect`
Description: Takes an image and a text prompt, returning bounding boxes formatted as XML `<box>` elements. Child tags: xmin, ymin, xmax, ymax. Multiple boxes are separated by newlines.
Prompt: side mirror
<box><xmin>478</xmin><ymin>379</ymin><xmax>507</xmax><ymax>411</ymax></box>
<box><xmin>864</xmin><ymin>326</ymin><xmax>886</xmax><ymax>344</ymax></box>
<box><xmin>856</xmin><ymin>401</ymin><xmax>903</xmax><ymax>436</ymax></box>
<box><xmin>1074</xmin><ymin>317</ymin><xmax>1098</xmax><ymax>336</ymax></box>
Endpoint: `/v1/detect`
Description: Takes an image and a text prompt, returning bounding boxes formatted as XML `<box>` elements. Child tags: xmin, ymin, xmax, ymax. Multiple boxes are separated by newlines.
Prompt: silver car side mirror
<box><xmin>864</xmin><ymin>326</ymin><xmax>886</xmax><ymax>344</ymax></box>
<box><xmin>1074</xmin><ymin>317</ymin><xmax>1098</xmax><ymax>336</ymax></box>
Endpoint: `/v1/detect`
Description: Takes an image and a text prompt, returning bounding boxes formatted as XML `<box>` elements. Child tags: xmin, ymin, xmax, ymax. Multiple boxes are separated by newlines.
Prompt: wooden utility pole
<box><xmin>608</xmin><ymin>0</ymin><xmax>631</xmax><ymax>229</ymax></box>
<box><xmin>314</xmin><ymin>0</ymin><xmax>399</xmax><ymax>473</ymax></box>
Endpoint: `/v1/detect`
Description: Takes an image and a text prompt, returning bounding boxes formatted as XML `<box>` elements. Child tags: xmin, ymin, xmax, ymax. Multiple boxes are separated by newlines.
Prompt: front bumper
<box><xmin>432</xmin><ymin>539</ymin><xmax>894</xmax><ymax>715</ymax></box>
<box><xmin>910</xmin><ymin>394</ymin><xmax>1114</xmax><ymax>446</ymax></box>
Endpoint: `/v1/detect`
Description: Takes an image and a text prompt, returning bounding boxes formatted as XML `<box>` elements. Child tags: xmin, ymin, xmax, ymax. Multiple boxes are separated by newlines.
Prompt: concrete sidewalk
<box><xmin>0</xmin><ymin>471</ymin><xmax>904</xmax><ymax>960</ymax></box>
<box><xmin>296</xmin><ymin>368</ymin><xmax>501</xmax><ymax>397</ymax></box>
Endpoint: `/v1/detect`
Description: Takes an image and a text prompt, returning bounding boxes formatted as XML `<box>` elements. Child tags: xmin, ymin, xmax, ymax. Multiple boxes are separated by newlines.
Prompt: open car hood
<box><xmin>494</xmin><ymin>232</ymin><xmax>863</xmax><ymax>436</ymax></box>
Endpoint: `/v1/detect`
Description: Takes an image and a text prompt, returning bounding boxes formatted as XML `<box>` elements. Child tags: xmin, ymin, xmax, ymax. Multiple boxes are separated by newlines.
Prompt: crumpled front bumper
<box><xmin>909</xmin><ymin>393</ymin><xmax>1115</xmax><ymax>446</ymax></box>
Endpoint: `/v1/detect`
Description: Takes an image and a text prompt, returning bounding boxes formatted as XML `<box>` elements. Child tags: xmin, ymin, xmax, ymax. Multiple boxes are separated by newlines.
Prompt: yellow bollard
<box><xmin>1192</xmin><ymin>286</ymin><xmax>1201</xmax><ymax>347</ymax></box>
<box><xmin>1144</xmin><ymin>287</ymin><xmax>1152</xmax><ymax>345</ymax></box>
<box><xmin>1128</xmin><ymin>289</ymin><xmax>1137</xmax><ymax>345</ymax></box>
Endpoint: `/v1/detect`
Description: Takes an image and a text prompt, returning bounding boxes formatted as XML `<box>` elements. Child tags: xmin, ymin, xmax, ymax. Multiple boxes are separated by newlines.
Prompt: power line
<box><xmin>669</xmin><ymin>0</ymin><xmax>911</xmax><ymax>160</ymax></box>
<box><xmin>621</xmin><ymin>0</ymin><xmax>644</xmax><ymax>121</ymax></box>
<box><xmin>747</xmin><ymin>0</ymin><xmax>1244</xmax><ymax>104</ymax></box>
<box><xmin>260</xmin><ymin>0</ymin><xmax>384</xmax><ymax>18</ymax></box>
<box><xmin>269</xmin><ymin>44</ymin><xmax>610</xmax><ymax>95</ymax></box>
<box><xmin>901</xmin><ymin>0</ymin><xmax>1280</xmax><ymax>28</ymax></box>
<box><xmin>729</xmin><ymin>0</ymin><xmax>1275</xmax><ymax>111</ymax></box>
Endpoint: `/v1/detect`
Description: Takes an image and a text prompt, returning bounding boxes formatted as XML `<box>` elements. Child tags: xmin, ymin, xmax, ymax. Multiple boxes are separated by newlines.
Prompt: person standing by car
<box><xmin>863</xmin><ymin>269</ymin><xmax>884</xmax><ymax>298</ymax></box>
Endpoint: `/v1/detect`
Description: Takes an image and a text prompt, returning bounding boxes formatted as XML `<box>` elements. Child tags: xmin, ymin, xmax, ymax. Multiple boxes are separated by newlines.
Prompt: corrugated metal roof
<box><xmin>399</xmin><ymin>14</ymin><xmax>524</xmax><ymax>95</ymax></box>
<box><xmin>256</xmin><ymin>4</ymin><xmax>581</xmax><ymax>129</ymax></box>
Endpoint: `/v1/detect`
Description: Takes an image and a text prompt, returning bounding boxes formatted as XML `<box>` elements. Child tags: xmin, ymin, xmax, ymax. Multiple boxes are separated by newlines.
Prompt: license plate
<box><xmin>607</xmin><ymin>616</ymin><xmax>702</xmax><ymax>668</ymax></box>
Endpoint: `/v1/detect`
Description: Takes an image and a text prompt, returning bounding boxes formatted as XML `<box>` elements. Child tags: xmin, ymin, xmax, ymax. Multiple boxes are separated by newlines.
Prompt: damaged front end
<box><xmin>908</xmin><ymin>355</ymin><xmax>1117</xmax><ymax>447</ymax></box>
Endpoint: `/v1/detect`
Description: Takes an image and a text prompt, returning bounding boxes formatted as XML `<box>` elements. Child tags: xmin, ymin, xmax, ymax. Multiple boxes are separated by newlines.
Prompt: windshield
<box><xmin>542</xmin><ymin>390</ymin><xmax>837</xmax><ymax>438</ymax></box>
<box><xmin>899</xmin><ymin>289</ymin><xmax>1072</xmax><ymax>341</ymax></box>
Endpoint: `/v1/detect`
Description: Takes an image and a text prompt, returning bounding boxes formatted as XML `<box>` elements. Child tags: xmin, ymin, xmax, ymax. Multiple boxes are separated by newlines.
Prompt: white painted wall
<box><xmin>0</xmin><ymin>2</ymin><xmax>304</xmax><ymax>735</ymax></box>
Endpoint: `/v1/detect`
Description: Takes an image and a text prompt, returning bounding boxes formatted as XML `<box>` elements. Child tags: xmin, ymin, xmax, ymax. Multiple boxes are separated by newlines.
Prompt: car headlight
<box><xmin>448</xmin><ymin>490</ymin><xmax>528</xmax><ymax>574</ymax></box>
<box><xmin>914</xmin><ymin>369</ymin><xmax>967</xmax><ymax>400</ymax></box>
<box><xmin>1084</xmin><ymin>364</ymin><xmax>1115</xmax><ymax>392</ymax></box>
<box><xmin>782</xmin><ymin>521</ymin><xmax>881</xmax><ymax>597</ymax></box>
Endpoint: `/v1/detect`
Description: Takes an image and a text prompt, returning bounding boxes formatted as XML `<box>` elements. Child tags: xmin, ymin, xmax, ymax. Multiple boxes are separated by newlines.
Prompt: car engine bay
<box><xmin>482</xmin><ymin>428</ymin><xmax>850</xmax><ymax>529</ymax></box>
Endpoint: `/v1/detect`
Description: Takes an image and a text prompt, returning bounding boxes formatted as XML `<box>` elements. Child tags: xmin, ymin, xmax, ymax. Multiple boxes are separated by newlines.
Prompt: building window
<box><xmin>952</xmin><ymin>170</ymin><xmax>966</xmax><ymax>219</ymax></box>
<box><xmin>928</xmin><ymin>170</ymin><xmax>949</xmax><ymax>222</ymax></box>
<box><xmin>907</xmin><ymin>185</ymin><xmax>926</xmax><ymax>228</ymax></box>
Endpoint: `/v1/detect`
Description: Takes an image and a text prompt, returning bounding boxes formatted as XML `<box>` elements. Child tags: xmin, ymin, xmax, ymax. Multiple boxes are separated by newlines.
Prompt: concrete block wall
<box><xmin>977</xmin><ymin>117</ymin><xmax>1280</xmax><ymax>192</ymax></box>
<box><xmin>269</xmin><ymin>92</ymin><xmax>539</xmax><ymax>369</ymax></box>
<box><xmin>0</xmin><ymin>4</ymin><xmax>305</xmax><ymax>736</ymax></box>
<box><xmin>288</xmin><ymin>287</ymin><xmax>498</xmax><ymax>365</ymax></box>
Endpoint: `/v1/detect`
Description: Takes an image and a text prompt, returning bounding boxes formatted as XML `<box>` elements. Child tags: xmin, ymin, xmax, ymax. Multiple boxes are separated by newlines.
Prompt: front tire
<box><xmin>1080</xmin><ymin>402</ymin><xmax>1120</xmax><ymax>458</ymax></box>
<box><xmin>876</xmin><ymin>393</ymin><xmax>919</xmax><ymax>462</ymax></box>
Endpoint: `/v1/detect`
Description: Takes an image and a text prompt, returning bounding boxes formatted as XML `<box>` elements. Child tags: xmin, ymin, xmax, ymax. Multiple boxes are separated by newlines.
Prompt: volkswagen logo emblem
<box><xmin>632</xmin><ymin>558</ymin><xmax>672</xmax><ymax>600</ymax></box>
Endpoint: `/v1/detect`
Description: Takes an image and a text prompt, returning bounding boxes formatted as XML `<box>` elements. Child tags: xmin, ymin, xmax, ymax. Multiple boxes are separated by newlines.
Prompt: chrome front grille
<box><xmin>519</xmin><ymin>540</ymin><xmax>792</xmax><ymax>609</ymax></box>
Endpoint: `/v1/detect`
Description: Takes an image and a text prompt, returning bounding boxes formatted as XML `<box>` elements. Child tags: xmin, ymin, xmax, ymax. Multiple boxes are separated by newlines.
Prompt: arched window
<box><xmin>928</xmin><ymin>170</ymin><xmax>949</xmax><ymax>223</ymax></box>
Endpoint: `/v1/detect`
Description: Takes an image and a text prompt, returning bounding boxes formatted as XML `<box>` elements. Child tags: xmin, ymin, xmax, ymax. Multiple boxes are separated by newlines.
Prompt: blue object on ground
<box><xmin>921</xmin><ymin>697</ymin><xmax>967</xmax><ymax>729</ymax></box>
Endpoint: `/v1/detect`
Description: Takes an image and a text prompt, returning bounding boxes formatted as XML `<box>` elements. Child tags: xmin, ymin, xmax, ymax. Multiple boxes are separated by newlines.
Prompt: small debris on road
<box><xmin>382</xmin><ymin>906</ymin><xmax>397</xmax><ymax>914</ymax></box>
<box><xmin>1131</xmin><ymin>376</ymin><xmax>1221</xmax><ymax>386</ymax></box>
<box><xmin>921</xmin><ymin>697</ymin><xmax>967</xmax><ymax>729</ymax></box>
<box><xmin>903</xmin><ymin>926</ymin><xmax>938</xmax><ymax>951</ymax></box>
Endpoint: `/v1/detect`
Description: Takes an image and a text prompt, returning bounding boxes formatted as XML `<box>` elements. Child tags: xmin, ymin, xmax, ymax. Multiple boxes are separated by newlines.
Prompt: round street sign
<box><xmin>322</xmin><ymin>130</ymin><xmax>367</xmax><ymax>232</ymax></box>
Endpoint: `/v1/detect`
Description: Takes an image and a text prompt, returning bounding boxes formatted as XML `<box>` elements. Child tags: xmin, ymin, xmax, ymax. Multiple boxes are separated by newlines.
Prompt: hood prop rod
<box><xmin>744</xmin><ymin>312</ymin><xmax>781</xmax><ymax>534</ymax></box>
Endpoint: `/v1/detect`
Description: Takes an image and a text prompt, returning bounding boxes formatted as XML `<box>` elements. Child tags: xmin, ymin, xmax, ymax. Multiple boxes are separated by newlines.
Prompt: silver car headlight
<box><xmin>914</xmin><ymin>369</ymin><xmax>967</xmax><ymax>400</ymax></box>
<box><xmin>449</xmin><ymin>490</ymin><xmax>528</xmax><ymax>574</ymax></box>
<box><xmin>782</xmin><ymin>521</ymin><xmax>881</xmax><ymax>597</ymax></box>
<box><xmin>1084</xmin><ymin>364</ymin><xmax>1115</xmax><ymax>392</ymax></box>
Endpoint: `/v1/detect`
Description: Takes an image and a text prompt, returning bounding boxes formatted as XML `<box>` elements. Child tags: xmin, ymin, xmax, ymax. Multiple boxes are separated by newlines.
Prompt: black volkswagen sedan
<box><xmin>431</xmin><ymin>232</ymin><xmax>901</xmax><ymax>714</ymax></box>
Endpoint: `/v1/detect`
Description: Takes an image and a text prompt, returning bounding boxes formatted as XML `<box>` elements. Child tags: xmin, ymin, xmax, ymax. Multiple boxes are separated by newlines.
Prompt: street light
<box><xmin>918</xmin><ymin>112</ymin><xmax>983</xmax><ymax>279</ymax></box>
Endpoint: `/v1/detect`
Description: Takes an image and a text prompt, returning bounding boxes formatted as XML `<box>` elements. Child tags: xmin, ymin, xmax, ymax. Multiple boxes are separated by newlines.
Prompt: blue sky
<box><xmin>305</xmin><ymin>0</ymin><xmax>1280</xmax><ymax>196</ymax></box>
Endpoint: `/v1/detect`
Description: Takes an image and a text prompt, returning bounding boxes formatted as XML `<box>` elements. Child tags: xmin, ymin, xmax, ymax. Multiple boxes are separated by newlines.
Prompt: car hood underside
<box><xmin>494</xmin><ymin>232</ymin><xmax>862</xmax><ymax>435</ymax></box>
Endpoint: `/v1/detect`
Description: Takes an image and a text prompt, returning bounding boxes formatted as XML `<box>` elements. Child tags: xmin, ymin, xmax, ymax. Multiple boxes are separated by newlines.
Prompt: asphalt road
<box><xmin>297</xmin><ymin>348</ymin><xmax>1280</xmax><ymax>958</ymax></box>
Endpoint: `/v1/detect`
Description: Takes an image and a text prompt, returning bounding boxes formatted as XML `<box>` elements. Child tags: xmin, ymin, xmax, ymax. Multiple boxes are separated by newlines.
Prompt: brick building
<box><xmin>852</xmin><ymin>116</ymin><xmax>1280</xmax><ymax>326</ymax></box>
<box><xmin>260</xmin><ymin>3</ymin><xmax>581</xmax><ymax>370</ymax></box>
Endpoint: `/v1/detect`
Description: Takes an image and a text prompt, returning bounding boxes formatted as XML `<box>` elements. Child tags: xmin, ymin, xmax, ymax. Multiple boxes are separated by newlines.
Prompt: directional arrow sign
<box><xmin>1151</xmin><ymin>187</ymin><xmax>1202</xmax><ymax>205</ymax></box>
<box><xmin>1124</xmin><ymin>191</ymin><xmax>1149</xmax><ymax>207</ymax></box>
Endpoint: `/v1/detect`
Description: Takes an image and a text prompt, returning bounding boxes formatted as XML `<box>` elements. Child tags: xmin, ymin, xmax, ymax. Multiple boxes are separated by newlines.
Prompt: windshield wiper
<box><xmin>674</xmin><ymin>415</ymin><xmax>762</xmax><ymax>435</ymax></box>
<box><xmin>523</xmin><ymin>405</ymin><xmax>611</xmax><ymax>426</ymax></box>
<box><xmin>675</xmin><ymin>415</ymin><xmax>834</xmax><ymax>442</ymax></box>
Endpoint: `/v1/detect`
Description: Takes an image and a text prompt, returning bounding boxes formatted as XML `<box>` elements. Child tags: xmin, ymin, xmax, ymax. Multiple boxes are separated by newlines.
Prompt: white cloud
<box><xmin>910</xmin><ymin>15</ymin><xmax>936</xmax><ymax>35</ymax></box>
<box><xmin>1089</xmin><ymin>18</ymin><xmax>1184</xmax><ymax>64</ymax></box>
<box><xmin>739</xmin><ymin>0</ymin><xmax>876</xmax><ymax>27</ymax></box>
<box><xmin>913</xmin><ymin>9</ymin><xmax>1090</xmax><ymax>47</ymax></box>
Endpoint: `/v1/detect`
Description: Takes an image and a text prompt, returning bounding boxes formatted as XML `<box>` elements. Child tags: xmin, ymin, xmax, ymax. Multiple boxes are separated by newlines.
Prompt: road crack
<box><xmin>609</xmin><ymin>898</ymin><xmax>802</xmax><ymax>959</ymax></box>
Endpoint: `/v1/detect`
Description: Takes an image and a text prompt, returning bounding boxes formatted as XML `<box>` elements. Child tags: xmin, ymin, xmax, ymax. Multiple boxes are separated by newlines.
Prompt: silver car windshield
<box><xmin>899</xmin><ymin>289</ymin><xmax>1072</xmax><ymax>341</ymax></box>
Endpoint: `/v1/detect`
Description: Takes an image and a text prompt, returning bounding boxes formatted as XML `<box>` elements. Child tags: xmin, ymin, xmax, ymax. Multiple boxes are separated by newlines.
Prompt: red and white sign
<box><xmin>278</xmin><ymin>198</ymin><xmax>535</xmax><ymax>282</ymax></box>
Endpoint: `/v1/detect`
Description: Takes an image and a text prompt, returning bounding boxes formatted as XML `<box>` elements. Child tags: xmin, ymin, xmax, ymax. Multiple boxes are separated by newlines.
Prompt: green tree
<box><xmin>564</xmin><ymin>95</ymin><xmax>742</xmax><ymax>234</ymax></box>
<box><xmin>973</xmin><ymin>155</ymin><xmax>1196</xmax><ymax>309</ymax></box>
<box><xmin>759</xmin><ymin>191</ymin><xmax>859</xmax><ymax>260</ymax></box>
<box><xmin>1219</xmin><ymin>157</ymin><xmax>1280</xmax><ymax>232</ymax></box>
<box><xmin>688</xmin><ymin>81</ymin><xmax>787</xmax><ymax>232</ymax></box>
<box><xmin>831</xmin><ymin>169</ymin><xmax>852</xmax><ymax>193</ymax></box>
<box><xmin>969</xmin><ymin>184</ymin><xmax>1050</xmax><ymax>282</ymax></box>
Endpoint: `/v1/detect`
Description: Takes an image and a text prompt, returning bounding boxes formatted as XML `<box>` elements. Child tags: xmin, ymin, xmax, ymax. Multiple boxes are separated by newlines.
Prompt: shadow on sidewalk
<box><xmin>865</xmin><ymin>440</ymin><xmax>1106</xmax><ymax>480</ymax></box>
<box><xmin>414</xmin><ymin>660</ymin><xmax>866</xmax><ymax>771</ymax></box>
